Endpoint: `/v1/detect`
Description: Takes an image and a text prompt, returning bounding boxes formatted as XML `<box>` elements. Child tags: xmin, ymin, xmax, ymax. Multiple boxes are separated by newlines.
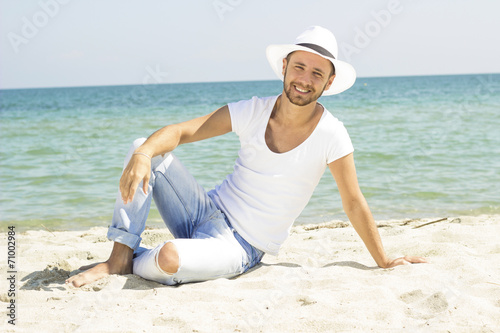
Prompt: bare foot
<box><xmin>66</xmin><ymin>242</ymin><xmax>133</xmax><ymax>287</ymax></box>
<box><xmin>78</xmin><ymin>262</ymin><xmax>101</xmax><ymax>271</ymax></box>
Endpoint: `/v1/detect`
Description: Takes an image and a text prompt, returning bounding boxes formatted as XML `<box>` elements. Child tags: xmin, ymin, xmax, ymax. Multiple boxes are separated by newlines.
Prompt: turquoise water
<box><xmin>1</xmin><ymin>74</ymin><xmax>499</xmax><ymax>231</ymax></box>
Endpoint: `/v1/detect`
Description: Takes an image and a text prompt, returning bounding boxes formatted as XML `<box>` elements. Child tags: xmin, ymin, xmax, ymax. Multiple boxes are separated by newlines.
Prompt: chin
<box><xmin>284</xmin><ymin>89</ymin><xmax>320</xmax><ymax>106</ymax></box>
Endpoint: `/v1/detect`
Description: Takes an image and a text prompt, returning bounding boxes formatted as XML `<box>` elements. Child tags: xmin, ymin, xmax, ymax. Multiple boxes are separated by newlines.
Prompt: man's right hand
<box><xmin>119</xmin><ymin>153</ymin><xmax>152</xmax><ymax>204</ymax></box>
<box><xmin>118</xmin><ymin>105</ymin><xmax>232</xmax><ymax>204</ymax></box>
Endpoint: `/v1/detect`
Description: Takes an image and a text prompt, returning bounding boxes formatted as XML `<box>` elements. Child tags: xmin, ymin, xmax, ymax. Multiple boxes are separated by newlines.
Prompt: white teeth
<box><xmin>295</xmin><ymin>86</ymin><xmax>308</xmax><ymax>93</ymax></box>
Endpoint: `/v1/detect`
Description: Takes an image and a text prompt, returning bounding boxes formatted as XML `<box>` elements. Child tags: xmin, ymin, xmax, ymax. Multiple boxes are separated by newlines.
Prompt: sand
<box><xmin>1</xmin><ymin>215</ymin><xmax>499</xmax><ymax>332</ymax></box>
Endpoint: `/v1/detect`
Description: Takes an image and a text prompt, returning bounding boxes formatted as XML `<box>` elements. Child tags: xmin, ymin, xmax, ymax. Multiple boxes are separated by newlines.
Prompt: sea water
<box><xmin>1</xmin><ymin>74</ymin><xmax>499</xmax><ymax>231</ymax></box>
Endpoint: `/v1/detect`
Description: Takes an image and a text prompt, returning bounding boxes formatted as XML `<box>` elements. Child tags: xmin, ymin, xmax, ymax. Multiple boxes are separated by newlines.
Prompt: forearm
<box><xmin>344</xmin><ymin>198</ymin><xmax>390</xmax><ymax>268</ymax></box>
<box><xmin>330</xmin><ymin>155</ymin><xmax>426</xmax><ymax>269</ymax></box>
<box><xmin>135</xmin><ymin>124</ymin><xmax>182</xmax><ymax>158</ymax></box>
<box><xmin>134</xmin><ymin>106</ymin><xmax>231</xmax><ymax>158</ymax></box>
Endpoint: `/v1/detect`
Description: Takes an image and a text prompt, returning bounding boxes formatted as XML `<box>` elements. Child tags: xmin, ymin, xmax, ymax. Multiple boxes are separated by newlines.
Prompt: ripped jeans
<box><xmin>106</xmin><ymin>138</ymin><xmax>264</xmax><ymax>285</ymax></box>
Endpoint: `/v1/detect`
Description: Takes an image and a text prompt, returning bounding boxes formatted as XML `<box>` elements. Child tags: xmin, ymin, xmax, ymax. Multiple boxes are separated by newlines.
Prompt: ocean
<box><xmin>1</xmin><ymin>74</ymin><xmax>499</xmax><ymax>231</ymax></box>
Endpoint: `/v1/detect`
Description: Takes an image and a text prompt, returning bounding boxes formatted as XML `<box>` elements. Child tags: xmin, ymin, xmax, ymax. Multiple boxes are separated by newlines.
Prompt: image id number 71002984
<box><xmin>7</xmin><ymin>226</ymin><xmax>17</xmax><ymax>326</ymax></box>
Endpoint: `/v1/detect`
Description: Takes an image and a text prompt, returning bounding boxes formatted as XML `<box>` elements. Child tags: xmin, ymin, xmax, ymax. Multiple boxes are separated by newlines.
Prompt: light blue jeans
<box><xmin>107</xmin><ymin>138</ymin><xmax>264</xmax><ymax>285</ymax></box>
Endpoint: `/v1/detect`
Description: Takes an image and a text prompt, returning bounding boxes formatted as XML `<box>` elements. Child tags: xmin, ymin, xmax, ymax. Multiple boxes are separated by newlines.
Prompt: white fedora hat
<box><xmin>266</xmin><ymin>26</ymin><xmax>356</xmax><ymax>96</ymax></box>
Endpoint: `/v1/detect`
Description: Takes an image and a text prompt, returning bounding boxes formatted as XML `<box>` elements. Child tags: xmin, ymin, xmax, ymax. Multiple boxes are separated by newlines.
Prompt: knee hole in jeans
<box><xmin>156</xmin><ymin>242</ymin><xmax>180</xmax><ymax>274</ymax></box>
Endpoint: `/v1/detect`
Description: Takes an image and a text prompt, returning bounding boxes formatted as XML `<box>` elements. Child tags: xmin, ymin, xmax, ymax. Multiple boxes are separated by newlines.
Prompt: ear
<box><xmin>282</xmin><ymin>57</ymin><xmax>287</xmax><ymax>76</ymax></box>
<box><xmin>325</xmin><ymin>74</ymin><xmax>336</xmax><ymax>91</ymax></box>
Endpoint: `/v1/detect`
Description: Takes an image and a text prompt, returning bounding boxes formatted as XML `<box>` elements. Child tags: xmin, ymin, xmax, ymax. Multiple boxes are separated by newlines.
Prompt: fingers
<box><xmin>119</xmin><ymin>155</ymin><xmax>151</xmax><ymax>204</ymax></box>
<box><xmin>142</xmin><ymin>173</ymin><xmax>151</xmax><ymax>196</ymax></box>
<box><xmin>119</xmin><ymin>166</ymin><xmax>130</xmax><ymax>202</ymax></box>
<box><xmin>119</xmin><ymin>171</ymin><xmax>135</xmax><ymax>204</ymax></box>
<box><xmin>386</xmin><ymin>256</ymin><xmax>428</xmax><ymax>268</ymax></box>
<box><xmin>387</xmin><ymin>258</ymin><xmax>408</xmax><ymax>268</ymax></box>
<box><xmin>404</xmin><ymin>256</ymin><xmax>428</xmax><ymax>264</ymax></box>
<box><xmin>125</xmin><ymin>177</ymin><xmax>142</xmax><ymax>204</ymax></box>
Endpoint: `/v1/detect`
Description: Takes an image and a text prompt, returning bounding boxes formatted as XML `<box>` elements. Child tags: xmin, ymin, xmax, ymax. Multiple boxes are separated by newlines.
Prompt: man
<box><xmin>67</xmin><ymin>26</ymin><xmax>426</xmax><ymax>288</ymax></box>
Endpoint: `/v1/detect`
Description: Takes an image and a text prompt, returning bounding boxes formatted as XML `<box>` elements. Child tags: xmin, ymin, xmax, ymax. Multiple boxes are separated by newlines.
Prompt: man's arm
<box><xmin>329</xmin><ymin>153</ymin><xmax>427</xmax><ymax>268</ymax></box>
<box><xmin>120</xmin><ymin>105</ymin><xmax>232</xmax><ymax>204</ymax></box>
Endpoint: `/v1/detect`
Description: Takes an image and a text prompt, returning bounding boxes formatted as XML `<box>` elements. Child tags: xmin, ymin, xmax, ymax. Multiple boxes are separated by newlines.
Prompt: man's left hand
<box><xmin>382</xmin><ymin>256</ymin><xmax>428</xmax><ymax>268</ymax></box>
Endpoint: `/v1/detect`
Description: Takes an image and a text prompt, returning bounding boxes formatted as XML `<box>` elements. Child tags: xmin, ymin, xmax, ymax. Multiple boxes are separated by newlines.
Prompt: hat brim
<box><xmin>266</xmin><ymin>44</ymin><xmax>356</xmax><ymax>96</ymax></box>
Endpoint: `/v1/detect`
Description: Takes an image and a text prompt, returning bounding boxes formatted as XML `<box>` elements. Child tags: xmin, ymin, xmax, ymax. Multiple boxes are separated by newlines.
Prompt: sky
<box><xmin>1</xmin><ymin>0</ymin><xmax>499</xmax><ymax>89</ymax></box>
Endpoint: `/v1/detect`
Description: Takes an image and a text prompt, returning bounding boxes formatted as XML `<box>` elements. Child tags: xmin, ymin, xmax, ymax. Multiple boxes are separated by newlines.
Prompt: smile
<box><xmin>294</xmin><ymin>85</ymin><xmax>310</xmax><ymax>93</ymax></box>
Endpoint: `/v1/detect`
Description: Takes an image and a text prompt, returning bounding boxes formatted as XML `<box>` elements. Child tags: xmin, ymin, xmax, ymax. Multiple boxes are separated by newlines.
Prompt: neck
<box><xmin>273</xmin><ymin>93</ymin><xmax>320</xmax><ymax>126</ymax></box>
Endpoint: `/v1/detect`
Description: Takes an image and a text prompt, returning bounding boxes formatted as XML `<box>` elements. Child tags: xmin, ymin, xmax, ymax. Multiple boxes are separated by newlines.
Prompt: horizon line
<box><xmin>1</xmin><ymin>72</ymin><xmax>498</xmax><ymax>92</ymax></box>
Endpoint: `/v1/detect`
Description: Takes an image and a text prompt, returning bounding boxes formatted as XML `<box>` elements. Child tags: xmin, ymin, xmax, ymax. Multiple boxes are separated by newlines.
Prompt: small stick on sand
<box><xmin>40</xmin><ymin>224</ymin><xmax>56</xmax><ymax>237</ymax></box>
<box><xmin>486</xmin><ymin>282</ymin><xmax>500</xmax><ymax>286</ymax></box>
<box><xmin>413</xmin><ymin>217</ymin><xmax>448</xmax><ymax>229</ymax></box>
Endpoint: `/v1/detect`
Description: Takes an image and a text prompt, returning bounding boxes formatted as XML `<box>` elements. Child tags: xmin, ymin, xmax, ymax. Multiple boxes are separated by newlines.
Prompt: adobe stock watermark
<box><xmin>142</xmin><ymin>65</ymin><xmax>168</xmax><ymax>85</ymax></box>
<box><xmin>213</xmin><ymin>0</ymin><xmax>244</xmax><ymax>21</ymax></box>
<box><xmin>7</xmin><ymin>0</ymin><xmax>72</xmax><ymax>54</ymax></box>
<box><xmin>340</xmin><ymin>0</ymin><xmax>403</xmax><ymax>62</ymax></box>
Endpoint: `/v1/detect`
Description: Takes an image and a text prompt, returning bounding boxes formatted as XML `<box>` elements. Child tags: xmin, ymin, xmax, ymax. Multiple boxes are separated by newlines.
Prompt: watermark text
<box><xmin>6</xmin><ymin>226</ymin><xmax>17</xmax><ymax>326</ymax></box>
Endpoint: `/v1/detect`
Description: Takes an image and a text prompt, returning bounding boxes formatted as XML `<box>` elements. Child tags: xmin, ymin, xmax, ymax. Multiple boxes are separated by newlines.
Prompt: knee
<box><xmin>132</xmin><ymin>137</ymin><xmax>147</xmax><ymax>150</ymax></box>
<box><xmin>157</xmin><ymin>242</ymin><xmax>179</xmax><ymax>274</ymax></box>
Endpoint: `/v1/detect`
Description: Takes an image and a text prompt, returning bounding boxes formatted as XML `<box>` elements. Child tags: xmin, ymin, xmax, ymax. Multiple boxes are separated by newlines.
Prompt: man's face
<box><xmin>282</xmin><ymin>51</ymin><xmax>335</xmax><ymax>106</ymax></box>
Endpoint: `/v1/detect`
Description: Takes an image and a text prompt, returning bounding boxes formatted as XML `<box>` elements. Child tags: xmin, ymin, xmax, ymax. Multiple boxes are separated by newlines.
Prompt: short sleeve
<box><xmin>227</xmin><ymin>96</ymin><xmax>260</xmax><ymax>137</ymax></box>
<box><xmin>325</xmin><ymin>118</ymin><xmax>354</xmax><ymax>165</ymax></box>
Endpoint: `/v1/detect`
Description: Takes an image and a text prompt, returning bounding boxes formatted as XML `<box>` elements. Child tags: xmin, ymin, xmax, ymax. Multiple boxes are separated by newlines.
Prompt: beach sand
<box><xmin>1</xmin><ymin>215</ymin><xmax>499</xmax><ymax>332</ymax></box>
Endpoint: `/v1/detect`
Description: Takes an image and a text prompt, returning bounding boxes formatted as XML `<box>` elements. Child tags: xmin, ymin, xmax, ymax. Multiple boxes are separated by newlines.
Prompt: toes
<box><xmin>65</xmin><ymin>273</ymin><xmax>83</xmax><ymax>287</ymax></box>
<box><xmin>65</xmin><ymin>270</ymin><xmax>90</xmax><ymax>287</ymax></box>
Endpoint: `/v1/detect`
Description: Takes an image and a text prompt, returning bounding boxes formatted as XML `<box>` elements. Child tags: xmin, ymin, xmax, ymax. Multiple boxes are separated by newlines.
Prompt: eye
<box><xmin>314</xmin><ymin>72</ymin><xmax>323</xmax><ymax>78</ymax></box>
<box><xmin>295</xmin><ymin>65</ymin><xmax>304</xmax><ymax>71</ymax></box>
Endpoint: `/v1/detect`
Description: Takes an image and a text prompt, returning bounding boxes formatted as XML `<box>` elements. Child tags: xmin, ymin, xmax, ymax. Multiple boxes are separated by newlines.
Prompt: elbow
<box><xmin>170</xmin><ymin>125</ymin><xmax>184</xmax><ymax>147</ymax></box>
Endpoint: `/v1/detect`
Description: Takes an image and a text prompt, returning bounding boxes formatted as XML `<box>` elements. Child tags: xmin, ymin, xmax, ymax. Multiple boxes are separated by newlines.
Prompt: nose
<box><xmin>295</xmin><ymin>70</ymin><xmax>314</xmax><ymax>87</ymax></box>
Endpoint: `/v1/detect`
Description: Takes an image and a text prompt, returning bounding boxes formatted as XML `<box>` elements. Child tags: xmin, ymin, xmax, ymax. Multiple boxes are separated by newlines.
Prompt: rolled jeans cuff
<box><xmin>107</xmin><ymin>226</ymin><xmax>142</xmax><ymax>250</ymax></box>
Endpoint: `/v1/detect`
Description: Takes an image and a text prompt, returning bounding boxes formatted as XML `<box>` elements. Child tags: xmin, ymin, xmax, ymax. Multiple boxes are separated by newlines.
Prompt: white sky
<box><xmin>1</xmin><ymin>0</ymin><xmax>499</xmax><ymax>89</ymax></box>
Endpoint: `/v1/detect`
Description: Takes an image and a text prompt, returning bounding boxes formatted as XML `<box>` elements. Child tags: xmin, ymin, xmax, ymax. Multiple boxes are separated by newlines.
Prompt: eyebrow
<box><xmin>292</xmin><ymin>61</ymin><xmax>326</xmax><ymax>74</ymax></box>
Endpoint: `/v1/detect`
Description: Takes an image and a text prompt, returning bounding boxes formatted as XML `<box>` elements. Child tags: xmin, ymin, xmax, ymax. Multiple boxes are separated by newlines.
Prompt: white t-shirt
<box><xmin>208</xmin><ymin>95</ymin><xmax>354</xmax><ymax>255</ymax></box>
